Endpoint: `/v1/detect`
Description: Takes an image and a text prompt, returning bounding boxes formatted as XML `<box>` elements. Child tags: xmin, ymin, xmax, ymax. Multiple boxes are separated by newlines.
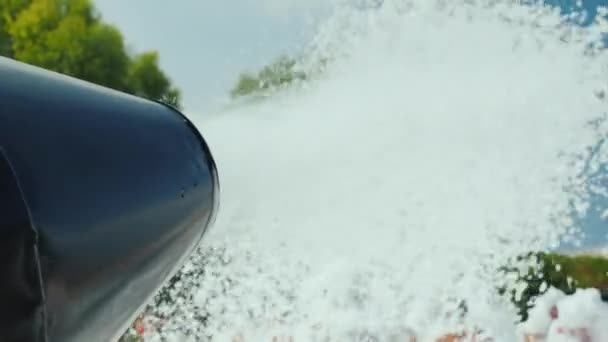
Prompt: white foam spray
<box><xmin>148</xmin><ymin>1</ymin><xmax>608</xmax><ymax>341</ymax></box>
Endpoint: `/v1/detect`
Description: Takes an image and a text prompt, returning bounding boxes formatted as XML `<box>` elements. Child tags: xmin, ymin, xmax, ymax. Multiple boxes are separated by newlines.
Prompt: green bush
<box><xmin>500</xmin><ymin>251</ymin><xmax>608</xmax><ymax>321</ymax></box>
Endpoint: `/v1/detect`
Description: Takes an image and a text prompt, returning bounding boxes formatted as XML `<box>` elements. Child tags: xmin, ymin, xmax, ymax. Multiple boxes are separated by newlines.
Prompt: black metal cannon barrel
<box><xmin>0</xmin><ymin>56</ymin><xmax>219</xmax><ymax>342</ymax></box>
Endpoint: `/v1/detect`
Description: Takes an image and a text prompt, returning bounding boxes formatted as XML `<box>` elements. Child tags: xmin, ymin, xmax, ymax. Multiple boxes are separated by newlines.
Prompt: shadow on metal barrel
<box><xmin>0</xmin><ymin>57</ymin><xmax>219</xmax><ymax>342</ymax></box>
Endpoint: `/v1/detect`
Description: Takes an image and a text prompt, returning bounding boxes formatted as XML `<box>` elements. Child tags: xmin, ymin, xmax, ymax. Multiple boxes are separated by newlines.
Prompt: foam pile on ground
<box><xmin>518</xmin><ymin>287</ymin><xmax>608</xmax><ymax>341</ymax></box>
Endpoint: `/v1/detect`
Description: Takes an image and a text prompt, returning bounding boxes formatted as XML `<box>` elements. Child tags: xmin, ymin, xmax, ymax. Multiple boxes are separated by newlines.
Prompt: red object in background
<box><xmin>550</xmin><ymin>305</ymin><xmax>558</xmax><ymax>320</ymax></box>
<box><xmin>134</xmin><ymin>320</ymin><xmax>145</xmax><ymax>336</ymax></box>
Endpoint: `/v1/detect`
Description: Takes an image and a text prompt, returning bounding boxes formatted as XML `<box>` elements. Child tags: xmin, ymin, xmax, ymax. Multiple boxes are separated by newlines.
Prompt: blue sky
<box><xmin>93</xmin><ymin>1</ymin><xmax>605</xmax><ymax>115</ymax></box>
<box><xmin>94</xmin><ymin>0</ymin><xmax>329</xmax><ymax>114</ymax></box>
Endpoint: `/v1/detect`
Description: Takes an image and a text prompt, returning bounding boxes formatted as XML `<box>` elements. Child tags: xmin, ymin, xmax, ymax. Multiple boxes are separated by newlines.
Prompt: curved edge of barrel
<box><xmin>107</xmin><ymin>102</ymin><xmax>221</xmax><ymax>342</ymax></box>
<box><xmin>154</xmin><ymin>100</ymin><xmax>221</xmax><ymax>233</ymax></box>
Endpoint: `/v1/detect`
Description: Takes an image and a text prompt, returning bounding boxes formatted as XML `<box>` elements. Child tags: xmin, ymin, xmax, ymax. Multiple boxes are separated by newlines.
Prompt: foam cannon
<box><xmin>0</xmin><ymin>57</ymin><xmax>219</xmax><ymax>342</ymax></box>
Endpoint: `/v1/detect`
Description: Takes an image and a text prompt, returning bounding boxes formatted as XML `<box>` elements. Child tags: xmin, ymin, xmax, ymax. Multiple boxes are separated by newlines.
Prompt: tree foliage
<box><xmin>230</xmin><ymin>55</ymin><xmax>307</xmax><ymax>98</ymax></box>
<box><xmin>0</xmin><ymin>0</ymin><xmax>29</xmax><ymax>56</ymax></box>
<box><xmin>128</xmin><ymin>51</ymin><xmax>181</xmax><ymax>108</ymax></box>
<box><xmin>0</xmin><ymin>0</ymin><xmax>181</xmax><ymax>108</ymax></box>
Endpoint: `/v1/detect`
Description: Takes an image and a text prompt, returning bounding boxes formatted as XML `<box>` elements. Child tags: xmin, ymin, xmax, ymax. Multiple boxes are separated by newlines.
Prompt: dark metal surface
<box><xmin>0</xmin><ymin>56</ymin><xmax>219</xmax><ymax>342</ymax></box>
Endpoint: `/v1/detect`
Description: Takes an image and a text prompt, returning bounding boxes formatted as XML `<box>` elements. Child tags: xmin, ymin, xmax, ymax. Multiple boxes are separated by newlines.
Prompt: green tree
<box><xmin>128</xmin><ymin>51</ymin><xmax>181</xmax><ymax>109</ymax></box>
<box><xmin>0</xmin><ymin>0</ymin><xmax>30</xmax><ymax>56</ymax></box>
<box><xmin>0</xmin><ymin>0</ymin><xmax>181</xmax><ymax>108</ymax></box>
<box><xmin>231</xmin><ymin>55</ymin><xmax>307</xmax><ymax>98</ymax></box>
<box><xmin>7</xmin><ymin>0</ymin><xmax>93</xmax><ymax>64</ymax></box>
<box><xmin>76</xmin><ymin>23</ymin><xmax>130</xmax><ymax>90</ymax></box>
